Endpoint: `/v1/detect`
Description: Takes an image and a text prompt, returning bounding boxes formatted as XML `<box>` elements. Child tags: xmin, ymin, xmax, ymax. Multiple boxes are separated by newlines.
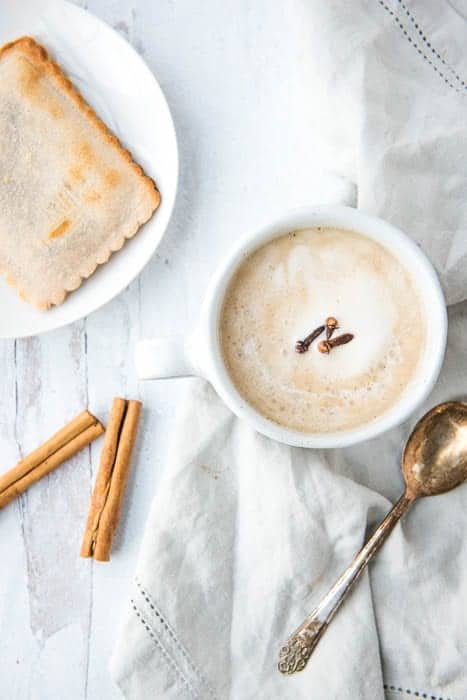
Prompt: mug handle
<box><xmin>135</xmin><ymin>337</ymin><xmax>197</xmax><ymax>380</ymax></box>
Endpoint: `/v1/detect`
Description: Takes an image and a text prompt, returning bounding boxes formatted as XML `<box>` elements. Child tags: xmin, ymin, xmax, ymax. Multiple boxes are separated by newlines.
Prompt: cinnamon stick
<box><xmin>81</xmin><ymin>398</ymin><xmax>142</xmax><ymax>562</ymax></box>
<box><xmin>0</xmin><ymin>410</ymin><xmax>104</xmax><ymax>509</ymax></box>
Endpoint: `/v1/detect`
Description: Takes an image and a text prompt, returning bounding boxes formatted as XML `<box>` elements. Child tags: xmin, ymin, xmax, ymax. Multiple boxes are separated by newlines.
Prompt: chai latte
<box><xmin>220</xmin><ymin>228</ymin><xmax>426</xmax><ymax>433</ymax></box>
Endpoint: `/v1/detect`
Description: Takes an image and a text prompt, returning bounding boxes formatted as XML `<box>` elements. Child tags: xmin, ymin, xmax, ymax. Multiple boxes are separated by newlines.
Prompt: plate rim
<box><xmin>0</xmin><ymin>0</ymin><xmax>179</xmax><ymax>339</ymax></box>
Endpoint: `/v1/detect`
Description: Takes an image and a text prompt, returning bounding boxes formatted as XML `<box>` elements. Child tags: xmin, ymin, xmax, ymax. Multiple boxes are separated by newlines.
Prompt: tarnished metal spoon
<box><xmin>278</xmin><ymin>401</ymin><xmax>467</xmax><ymax>675</ymax></box>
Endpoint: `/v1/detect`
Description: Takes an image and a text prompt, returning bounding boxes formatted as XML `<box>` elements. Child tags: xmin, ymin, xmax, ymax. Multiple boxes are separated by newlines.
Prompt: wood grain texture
<box><xmin>0</xmin><ymin>1</ymin><xmax>345</xmax><ymax>698</ymax></box>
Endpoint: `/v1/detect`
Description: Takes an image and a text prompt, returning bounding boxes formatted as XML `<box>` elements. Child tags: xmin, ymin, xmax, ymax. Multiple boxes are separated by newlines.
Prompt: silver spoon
<box><xmin>278</xmin><ymin>401</ymin><xmax>467</xmax><ymax>675</ymax></box>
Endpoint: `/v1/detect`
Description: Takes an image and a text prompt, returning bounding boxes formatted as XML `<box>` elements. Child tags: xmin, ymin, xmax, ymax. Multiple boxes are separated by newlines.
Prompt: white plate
<box><xmin>0</xmin><ymin>0</ymin><xmax>178</xmax><ymax>338</ymax></box>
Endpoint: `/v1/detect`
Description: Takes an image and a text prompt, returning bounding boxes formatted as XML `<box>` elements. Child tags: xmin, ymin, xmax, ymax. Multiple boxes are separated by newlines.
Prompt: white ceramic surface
<box><xmin>137</xmin><ymin>205</ymin><xmax>448</xmax><ymax>448</ymax></box>
<box><xmin>0</xmin><ymin>0</ymin><xmax>178</xmax><ymax>338</ymax></box>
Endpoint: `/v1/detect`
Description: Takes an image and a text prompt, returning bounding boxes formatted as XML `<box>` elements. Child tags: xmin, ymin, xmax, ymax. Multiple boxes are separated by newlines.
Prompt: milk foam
<box><xmin>220</xmin><ymin>228</ymin><xmax>426</xmax><ymax>433</ymax></box>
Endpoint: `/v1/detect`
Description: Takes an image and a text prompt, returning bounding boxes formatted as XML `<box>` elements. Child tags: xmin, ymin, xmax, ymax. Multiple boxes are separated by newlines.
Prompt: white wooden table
<box><xmin>0</xmin><ymin>1</ymin><xmax>343</xmax><ymax>697</ymax></box>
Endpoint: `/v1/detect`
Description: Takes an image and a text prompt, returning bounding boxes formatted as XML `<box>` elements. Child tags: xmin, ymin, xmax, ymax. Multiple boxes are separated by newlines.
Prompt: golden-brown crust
<box><xmin>0</xmin><ymin>36</ymin><xmax>160</xmax><ymax>209</ymax></box>
<box><xmin>0</xmin><ymin>36</ymin><xmax>161</xmax><ymax>309</ymax></box>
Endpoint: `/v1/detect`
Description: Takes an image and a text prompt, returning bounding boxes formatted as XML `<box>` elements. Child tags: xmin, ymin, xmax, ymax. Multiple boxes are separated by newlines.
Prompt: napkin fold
<box><xmin>112</xmin><ymin>1</ymin><xmax>467</xmax><ymax>698</ymax></box>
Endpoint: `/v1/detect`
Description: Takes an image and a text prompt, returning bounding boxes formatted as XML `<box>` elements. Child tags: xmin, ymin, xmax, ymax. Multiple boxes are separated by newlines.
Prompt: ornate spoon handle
<box><xmin>278</xmin><ymin>492</ymin><xmax>414</xmax><ymax>675</ymax></box>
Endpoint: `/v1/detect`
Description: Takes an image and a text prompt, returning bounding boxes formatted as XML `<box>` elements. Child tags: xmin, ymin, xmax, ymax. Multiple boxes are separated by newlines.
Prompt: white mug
<box><xmin>136</xmin><ymin>205</ymin><xmax>447</xmax><ymax>448</ymax></box>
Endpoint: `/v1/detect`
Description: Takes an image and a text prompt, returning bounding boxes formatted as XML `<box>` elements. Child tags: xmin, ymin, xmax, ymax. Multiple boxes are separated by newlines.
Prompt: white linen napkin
<box><xmin>112</xmin><ymin>1</ymin><xmax>467</xmax><ymax>698</ymax></box>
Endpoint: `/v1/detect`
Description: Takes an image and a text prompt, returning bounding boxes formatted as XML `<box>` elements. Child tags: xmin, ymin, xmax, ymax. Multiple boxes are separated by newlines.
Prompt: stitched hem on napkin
<box><xmin>129</xmin><ymin>578</ymin><xmax>217</xmax><ymax>700</ymax></box>
<box><xmin>384</xmin><ymin>682</ymin><xmax>453</xmax><ymax>700</ymax></box>
<box><xmin>376</xmin><ymin>0</ymin><xmax>467</xmax><ymax>92</ymax></box>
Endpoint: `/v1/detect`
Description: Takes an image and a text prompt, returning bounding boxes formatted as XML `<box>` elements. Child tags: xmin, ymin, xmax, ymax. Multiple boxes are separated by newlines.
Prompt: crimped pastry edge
<box><xmin>0</xmin><ymin>36</ymin><xmax>161</xmax><ymax>310</ymax></box>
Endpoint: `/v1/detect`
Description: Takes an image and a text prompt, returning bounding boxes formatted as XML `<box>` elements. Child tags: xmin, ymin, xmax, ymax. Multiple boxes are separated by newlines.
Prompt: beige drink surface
<box><xmin>220</xmin><ymin>228</ymin><xmax>427</xmax><ymax>433</ymax></box>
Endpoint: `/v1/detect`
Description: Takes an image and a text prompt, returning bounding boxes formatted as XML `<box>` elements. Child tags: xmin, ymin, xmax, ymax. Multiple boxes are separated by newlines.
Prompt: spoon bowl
<box><xmin>403</xmin><ymin>401</ymin><xmax>467</xmax><ymax>498</ymax></box>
